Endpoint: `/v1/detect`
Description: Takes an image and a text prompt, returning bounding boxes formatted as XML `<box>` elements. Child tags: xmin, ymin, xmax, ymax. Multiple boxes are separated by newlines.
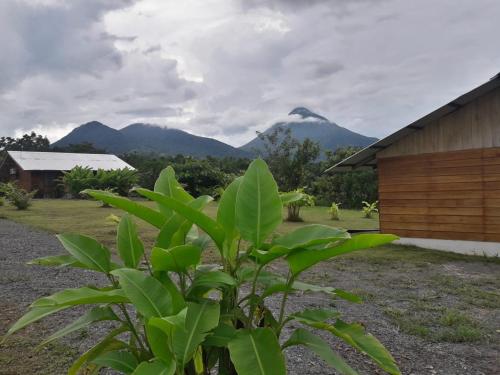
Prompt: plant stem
<box><xmin>277</xmin><ymin>271</ymin><xmax>294</xmax><ymax>336</ymax></box>
<box><xmin>247</xmin><ymin>263</ymin><xmax>264</xmax><ymax>327</ymax></box>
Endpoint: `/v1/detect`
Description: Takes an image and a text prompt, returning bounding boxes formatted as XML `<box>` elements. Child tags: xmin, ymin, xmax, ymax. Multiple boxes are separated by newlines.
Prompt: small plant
<box><xmin>362</xmin><ymin>200</ymin><xmax>379</xmax><ymax>218</ymax></box>
<box><xmin>285</xmin><ymin>188</ymin><xmax>315</xmax><ymax>222</ymax></box>
<box><xmin>329</xmin><ymin>202</ymin><xmax>342</xmax><ymax>220</ymax></box>
<box><xmin>3</xmin><ymin>160</ymin><xmax>400</xmax><ymax>374</ymax></box>
<box><xmin>0</xmin><ymin>182</ymin><xmax>36</xmax><ymax>210</ymax></box>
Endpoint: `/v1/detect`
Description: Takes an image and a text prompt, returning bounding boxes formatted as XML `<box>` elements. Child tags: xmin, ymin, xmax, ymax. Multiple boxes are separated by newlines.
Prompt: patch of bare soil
<box><xmin>0</xmin><ymin>219</ymin><xmax>499</xmax><ymax>374</ymax></box>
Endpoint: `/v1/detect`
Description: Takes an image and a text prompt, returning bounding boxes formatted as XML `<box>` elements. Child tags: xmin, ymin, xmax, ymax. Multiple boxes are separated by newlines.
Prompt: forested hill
<box><xmin>52</xmin><ymin>121</ymin><xmax>250</xmax><ymax>158</ymax></box>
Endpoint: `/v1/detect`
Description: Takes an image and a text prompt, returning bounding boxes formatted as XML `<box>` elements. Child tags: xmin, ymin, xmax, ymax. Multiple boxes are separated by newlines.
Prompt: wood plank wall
<box><xmin>378</xmin><ymin>87</ymin><xmax>500</xmax><ymax>157</ymax></box>
<box><xmin>378</xmin><ymin>147</ymin><xmax>500</xmax><ymax>242</ymax></box>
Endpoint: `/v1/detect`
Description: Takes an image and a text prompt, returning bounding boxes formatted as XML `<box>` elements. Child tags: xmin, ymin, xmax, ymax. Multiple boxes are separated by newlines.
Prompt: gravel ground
<box><xmin>0</xmin><ymin>219</ymin><xmax>499</xmax><ymax>374</ymax></box>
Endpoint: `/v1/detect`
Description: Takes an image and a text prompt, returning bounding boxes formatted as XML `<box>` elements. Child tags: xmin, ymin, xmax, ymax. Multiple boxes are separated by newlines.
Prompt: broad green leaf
<box><xmin>279</xmin><ymin>191</ymin><xmax>304</xmax><ymax>205</ymax></box>
<box><xmin>133</xmin><ymin>359</ymin><xmax>176</xmax><ymax>375</ymax></box>
<box><xmin>217</xmin><ymin>177</ymin><xmax>242</xmax><ymax>243</ymax></box>
<box><xmin>204</xmin><ymin>323</ymin><xmax>237</xmax><ymax>347</ymax></box>
<box><xmin>135</xmin><ymin>188</ymin><xmax>225</xmax><ymax>249</ymax></box>
<box><xmin>117</xmin><ymin>214</ymin><xmax>144</xmax><ymax>268</ymax></box>
<box><xmin>151</xmin><ymin>245</ymin><xmax>201</xmax><ymax>273</ymax></box>
<box><xmin>172</xmin><ymin>301</ymin><xmax>220</xmax><ymax>366</ymax></box>
<box><xmin>187</xmin><ymin>270</ymin><xmax>237</xmax><ymax>298</ymax></box>
<box><xmin>156</xmin><ymin>196</ymin><xmax>213</xmax><ymax>249</ymax></box>
<box><xmin>68</xmin><ymin>326</ymin><xmax>128</xmax><ymax>375</ymax></box>
<box><xmin>291</xmin><ymin>281</ymin><xmax>362</xmax><ymax>303</ymax></box>
<box><xmin>148</xmin><ymin>308</ymin><xmax>187</xmax><ymax>339</ymax></box>
<box><xmin>145</xmin><ymin>323</ymin><xmax>175</xmax><ymax>364</ymax></box>
<box><xmin>57</xmin><ymin>233</ymin><xmax>111</xmax><ymax>273</ymax></box>
<box><xmin>250</xmin><ymin>270</ymin><xmax>361</xmax><ymax>303</ymax></box>
<box><xmin>287</xmin><ymin>234</ymin><xmax>398</xmax><ymax>275</ymax></box>
<box><xmin>31</xmin><ymin>287</ymin><xmax>128</xmax><ymax>308</ymax></box>
<box><xmin>228</xmin><ymin>328</ymin><xmax>286</xmax><ymax>375</ymax></box>
<box><xmin>92</xmin><ymin>350</ymin><xmax>138</xmax><ymax>374</ymax></box>
<box><xmin>273</xmin><ymin>224</ymin><xmax>349</xmax><ymax>249</ymax></box>
<box><xmin>304</xmin><ymin>319</ymin><xmax>400</xmax><ymax>375</ymax></box>
<box><xmin>154</xmin><ymin>166</ymin><xmax>193</xmax><ymax>217</ymax></box>
<box><xmin>251</xmin><ymin>245</ymin><xmax>293</xmax><ymax>265</ymax></box>
<box><xmin>155</xmin><ymin>272</ymin><xmax>186</xmax><ymax>314</ymax></box>
<box><xmin>284</xmin><ymin>329</ymin><xmax>357</xmax><ymax>375</ymax></box>
<box><xmin>2</xmin><ymin>305</ymin><xmax>68</xmax><ymax>340</ymax></box>
<box><xmin>40</xmin><ymin>306</ymin><xmax>118</xmax><ymax>347</ymax></box>
<box><xmin>292</xmin><ymin>309</ymin><xmax>340</xmax><ymax>323</ymax></box>
<box><xmin>84</xmin><ymin>190</ymin><xmax>166</xmax><ymax>228</ymax></box>
<box><xmin>235</xmin><ymin>159</ymin><xmax>282</xmax><ymax>248</ymax></box>
<box><xmin>27</xmin><ymin>254</ymin><xmax>86</xmax><ymax>268</ymax></box>
<box><xmin>111</xmin><ymin>269</ymin><xmax>172</xmax><ymax>318</ymax></box>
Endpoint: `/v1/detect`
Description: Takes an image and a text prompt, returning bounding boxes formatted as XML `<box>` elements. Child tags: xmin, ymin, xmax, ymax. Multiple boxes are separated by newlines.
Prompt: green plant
<box><xmin>61</xmin><ymin>166</ymin><xmax>96</xmax><ymax>197</ymax></box>
<box><xmin>0</xmin><ymin>182</ymin><xmax>36</xmax><ymax>210</ymax></box>
<box><xmin>329</xmin><ymin>202</ymin><xmax>342</xmax><ymax>220</ymax></box>
<box><xmin>3</xmin><ymin>159</ymin><xmax>400</xmax><ymax>374</ymax></box>
<box><xmin>362</xmin><ymin>200</ymin><xmax>379</xmax><ymax>218</ymax></box>
<box><xmin>285</xmin><ymin>188</ymin><xmax>315</xmax><ymax>222</ymax></box>
<box><xmin>61</xmin><ymin>167</ymin><xmax>138</xmax><ymax>197</ymax></box>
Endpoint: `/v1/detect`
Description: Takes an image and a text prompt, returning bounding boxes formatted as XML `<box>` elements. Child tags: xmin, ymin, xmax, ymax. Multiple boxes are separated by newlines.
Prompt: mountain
<box><xmin>52</xmin><ymin>122</ymin><xmax>249</xmax><ymax>158</ymax></box>
<box><xmin>240</xmin><ymin>107</ymin><xmax>377</xmax><ymax>155</ymax></box>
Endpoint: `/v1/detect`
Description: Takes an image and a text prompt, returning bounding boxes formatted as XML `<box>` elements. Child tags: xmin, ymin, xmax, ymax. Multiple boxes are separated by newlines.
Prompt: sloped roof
<box><xmin>327</xmin><ymin>72</ymin><xmax>500</xmax><ymax>172</ymax></box>
<box><xmin>7</xmin><ymin>151</ymin><xmax>134</xmax><ymax>171</ymax></box>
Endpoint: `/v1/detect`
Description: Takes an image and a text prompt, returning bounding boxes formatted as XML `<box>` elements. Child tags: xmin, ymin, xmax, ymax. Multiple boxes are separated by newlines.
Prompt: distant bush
<box><xmin>61</xmin><ymin>167</ymin><xmax>138</xmax><ymax>197</ymax></box>
<box><xmin>362</xmin><ymin>200</ymin><xmax>379</xmax><ymax>218</ymax></box>
<box><xmin>0</xmin><ymin>182</ymin><xmax>36</xmax><ymax>210</ymax></box>
<box><xmin>328</xmin><ymin>202</ymin><xmax>341</xmax><ymax>220</ymax></box>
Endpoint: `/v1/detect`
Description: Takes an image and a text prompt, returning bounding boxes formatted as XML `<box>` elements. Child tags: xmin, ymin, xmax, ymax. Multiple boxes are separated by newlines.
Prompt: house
<box><xmin>328</xmin><ymin>73</ymin><xmax>500</xmax><ymax>256</ymax></box>
<box><xmin>0</xmin><ymin>151</ymin><xmax>134</xmax><ymax>197</ymax></box>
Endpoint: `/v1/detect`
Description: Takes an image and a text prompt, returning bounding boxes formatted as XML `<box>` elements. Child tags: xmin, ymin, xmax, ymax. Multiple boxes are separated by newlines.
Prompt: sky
<box><xmin>1</xmin><ymin>0</ymin><xmax>499</xmax><ymax>147</ymax></box>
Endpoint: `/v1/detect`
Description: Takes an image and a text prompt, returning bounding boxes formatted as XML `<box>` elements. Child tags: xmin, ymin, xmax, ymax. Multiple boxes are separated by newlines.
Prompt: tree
<box><xmin>311</xmin><ymin>147</ymin><xmax>378</xmax><ymax>208</ymax></box>
<box><xmin>258</xmin><ymin>127</ymin><xmax>320</xmax><ymax>192</ymax></box>
<box><xmin>0</xmin><ymin>132</ymin><xmax>50</xmax><ymax>152</ymax></box>
<box><xmin>52</xmin><ymin>142</ymin><xmax>106</xmax><ymax>154</ymax></box>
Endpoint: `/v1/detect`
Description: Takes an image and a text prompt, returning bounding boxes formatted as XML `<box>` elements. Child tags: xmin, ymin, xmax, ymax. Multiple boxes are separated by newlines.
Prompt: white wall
<box><xmin>396</xmin><ymin>237</ymin><xmax>500</xmax><ymax>257</ymax></box>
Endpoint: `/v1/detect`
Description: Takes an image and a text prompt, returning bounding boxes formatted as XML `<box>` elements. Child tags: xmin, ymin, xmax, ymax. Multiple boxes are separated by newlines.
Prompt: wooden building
<box><xmin>329</xmin><ymin>73</ymin><xmax>500</xmax><ymax>255</ymax></box>
<box><xmin>0</xmin><ymin>151</ymin><xmax>134</xmax><ymax>197</ymax></box>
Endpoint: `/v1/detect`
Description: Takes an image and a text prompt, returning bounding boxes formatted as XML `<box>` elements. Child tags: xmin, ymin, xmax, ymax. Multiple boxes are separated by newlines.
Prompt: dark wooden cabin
<box><xmin>0</xmin><ymin>151</ymin><xmax>134</xmax><ymax>197</ymax></box>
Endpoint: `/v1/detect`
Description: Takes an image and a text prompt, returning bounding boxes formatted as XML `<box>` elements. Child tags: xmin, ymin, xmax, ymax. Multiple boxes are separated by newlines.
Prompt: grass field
<box><xmin>0</xmin><ymin>199</ymin><xmax>379</xmax><ymax>249</ymax></box>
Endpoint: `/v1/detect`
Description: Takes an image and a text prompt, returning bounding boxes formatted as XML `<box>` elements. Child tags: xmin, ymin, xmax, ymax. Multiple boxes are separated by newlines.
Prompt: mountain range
<box><xmin>52</xmin><ymin>108</ymin><xmax>377</xmax><ymax>158</ymax></box>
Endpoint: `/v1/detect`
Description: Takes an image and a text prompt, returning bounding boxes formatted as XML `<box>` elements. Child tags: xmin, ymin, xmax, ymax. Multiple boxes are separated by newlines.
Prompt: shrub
<box><xmin>0</xmin><ymin>182</ymin><xmax>36</xmax><ymax>210</ymax></box>
<box><xmin>61</xmin><ymin>166</ymin><xmax>96</xmax><ymax>197</ymax></box>
<box><xmin>362</xmin><ymin>200</ymin><xmax>379</xmax><ymax>218</ymax></box>
<box><xmin>284</xmin><ymin>188</ymin><xmax>314</xmax><ymax>222</ymax></box>
<box><xmin>329</xmin><ymin>202</ymin><xmax>342</xmax><ymax>220</ymax></box>
<box><xmin>61</xmin><ymin>167</ymin><xmax>137</xmax><ymax>197</ymax></box>
<box><xmin>4</xmin><ymin>160</ymin><xmax>400</xmax><ymax>375</ymax></box>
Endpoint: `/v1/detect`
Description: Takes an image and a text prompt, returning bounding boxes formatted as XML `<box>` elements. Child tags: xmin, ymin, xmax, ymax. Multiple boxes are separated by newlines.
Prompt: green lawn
<box><xmin>0</xmin><ymin>199</ymin><xmax>378</xmax><ymax>249</ymax></box>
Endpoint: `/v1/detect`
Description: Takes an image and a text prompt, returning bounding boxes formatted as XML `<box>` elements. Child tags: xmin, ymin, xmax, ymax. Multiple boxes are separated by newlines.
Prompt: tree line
<box><xmin>0</xmin><ymin>131</ymin><xmax>377</xmax><ymax>208</ymax></box>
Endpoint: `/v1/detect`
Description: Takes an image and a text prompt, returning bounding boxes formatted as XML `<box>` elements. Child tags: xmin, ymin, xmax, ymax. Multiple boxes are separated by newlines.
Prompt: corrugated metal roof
<box><xmin>326</xmin><ymin>72</ymin><xmax>500</xmax><ymax>172</ymax></box>
<box><xmin>7</xmin><ymin>151</ymin><xmax>134</xmax><ymax>171</ymax></box>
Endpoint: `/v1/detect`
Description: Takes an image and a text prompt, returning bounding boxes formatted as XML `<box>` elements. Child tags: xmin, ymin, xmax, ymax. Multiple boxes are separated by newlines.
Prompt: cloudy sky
<box><xmin>1</xmin><ymin>0</ymin><xmax>499</xmax><ymax>146</ymax></box>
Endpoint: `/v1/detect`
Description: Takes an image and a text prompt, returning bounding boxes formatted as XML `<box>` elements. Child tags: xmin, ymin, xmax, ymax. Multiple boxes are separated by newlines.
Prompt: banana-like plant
<box><xmin>329</xmin><ymin>202</ymin><xmax>342</xmax><ymax>220</ymax></box>
<box><xmin>3</xmin><ymin>159</ymin><xmax>400</xmax><ymax>375</ymax></box>
<box><xmin>362</xmin><ymin>200</ymin><xmax>379</xmax><ymax>219</ymax></box>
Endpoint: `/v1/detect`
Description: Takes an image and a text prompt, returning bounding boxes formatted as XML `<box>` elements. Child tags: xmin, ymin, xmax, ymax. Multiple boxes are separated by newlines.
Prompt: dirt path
<box><xmin>0</xmin><ymin>219</ymin><xmax>499</xmax><ymax>374</ymax></box>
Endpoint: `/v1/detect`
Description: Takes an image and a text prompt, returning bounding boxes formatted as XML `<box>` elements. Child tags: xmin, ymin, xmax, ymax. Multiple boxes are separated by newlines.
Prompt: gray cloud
<box><xmin>1</xmin><ymin>0</ymin><xmax>500</xmax><ymax>147</ymax></box>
